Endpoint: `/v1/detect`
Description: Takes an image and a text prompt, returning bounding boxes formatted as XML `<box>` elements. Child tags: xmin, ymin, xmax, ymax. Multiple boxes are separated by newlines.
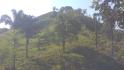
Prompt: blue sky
<box><xmin>0</xmin><ymin>0</ymin><xmax>94</xmax><ymax>28</ymax></box>
<box><xmin>52</xmin><ymin>0</ymin><xmax>94</xmax><ymax>15</ymax></box>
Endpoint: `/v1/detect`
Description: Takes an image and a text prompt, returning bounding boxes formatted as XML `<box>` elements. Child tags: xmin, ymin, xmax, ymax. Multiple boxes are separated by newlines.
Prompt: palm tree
<box><xmin>17</xmin><ymin>14</ymin><xmax>40</xmax><ymax>58</ymax></box>
<box><xmin>0</xmin><ymin>9</ymin><xmax>24</xmax><ymax>70</ymax></box>
<box><xmin>0</xmin><ymin>9</ymin><xmax>40</xmax><ymax>58</ymax></box>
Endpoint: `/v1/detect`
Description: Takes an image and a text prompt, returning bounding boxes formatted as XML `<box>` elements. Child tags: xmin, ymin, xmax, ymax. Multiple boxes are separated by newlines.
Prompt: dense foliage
<box><xmin>0</xmin><ymin>6</ymin><xmax>124</xmax><ymax>70</ymax></box>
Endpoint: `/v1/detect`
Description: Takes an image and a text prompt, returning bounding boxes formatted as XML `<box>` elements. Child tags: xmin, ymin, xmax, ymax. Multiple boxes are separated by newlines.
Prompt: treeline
<box><xmin>0</xmin><ymin>6</ymin><xmax>124</xmax><ymax>70</ymax></box>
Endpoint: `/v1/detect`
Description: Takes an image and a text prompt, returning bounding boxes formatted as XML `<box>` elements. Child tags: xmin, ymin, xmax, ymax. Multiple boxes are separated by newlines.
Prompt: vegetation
<box><xmin>0</xmin><ymin>5</ymin><xmax>124</xmax><ymax>70</ymax></box>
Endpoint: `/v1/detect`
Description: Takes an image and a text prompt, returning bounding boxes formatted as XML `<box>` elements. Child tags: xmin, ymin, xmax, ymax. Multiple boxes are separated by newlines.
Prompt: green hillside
<box><xmin>0</xmin><ymin>6</ymin><xmax>124</xmax><ymax>70</ymax></box>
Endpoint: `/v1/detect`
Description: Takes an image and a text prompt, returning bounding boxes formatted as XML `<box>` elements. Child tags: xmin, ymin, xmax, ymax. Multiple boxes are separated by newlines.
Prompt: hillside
<box><xmin>0</xmin><ymin>6</ymin><xmax>124</xmax><ymax>70</ymax></box>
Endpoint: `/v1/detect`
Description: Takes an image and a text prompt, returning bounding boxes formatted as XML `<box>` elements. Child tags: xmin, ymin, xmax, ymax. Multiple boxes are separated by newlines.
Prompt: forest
<box><xmin>0</xmin><ymin>0</ymin><xmax>124</xmax><ymax>70</ymax></box>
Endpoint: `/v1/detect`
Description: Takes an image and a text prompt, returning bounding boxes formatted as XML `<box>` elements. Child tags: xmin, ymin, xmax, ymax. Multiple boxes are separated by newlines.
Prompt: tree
<box><xmin>92</xmin><ymin>0</ymin><xmax>124</xmax><ymax>55</ymax></box>
<box><xmin>93</xmin><ymin>13</ymin><xmax>101</xmax><ymax>49</ymax></box>
<box><xmin>17</xmin><ymin>14</ymin><xmax>41</xmax><ymax>58</ymax></box>
<box><xmin>93</xmin><ymin>14</ymin><xmax>98</xmax><ymax>49</ymax></box>
<box><xmin>56</xmin><ymin>6</ymin><xmax>82</xmax><ymax>50</ymax></box>
<box><xmin>0</xmin><ymin>9</ymin><xmax>23</xmax><ymax>70</ymax></box>
<box><xmin>55</xmin><ymin>6</ymin><xmax>82</xmax><ymax>70</ymax></box>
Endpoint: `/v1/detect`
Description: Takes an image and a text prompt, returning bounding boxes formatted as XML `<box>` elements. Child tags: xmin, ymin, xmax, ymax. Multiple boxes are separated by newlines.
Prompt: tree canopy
<box><xmin>0</xmin><ymin>6</ymin><xmax>124</xmax><ymax>70</ymax></box>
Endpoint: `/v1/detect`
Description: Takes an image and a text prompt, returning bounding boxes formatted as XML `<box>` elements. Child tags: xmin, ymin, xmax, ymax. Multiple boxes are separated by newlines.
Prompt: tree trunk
<box><xmin>110</xmin><ymin>23</ymin><xmax>115</xmax><ymax>56</ymax></box>
<box><xmin>93</xmin><ymin>15</ymin><xmax>98</xmax><ymax>49</ymax></box>
<box><xmin>62</xmin><ymin>37</ymin><xmax>65</xmax><ymax>53</ymax></box>
<box><xmin>111</xmin><ymin>24</ymin><xmax>114</xmax><ymax>56</ymax></box>
<box><xmin>26</xmin><ymin>38</ymin><xmax>29</xmax><ymax>58</ymax></box>
<box><xmin>61</xmin><ymin>34</ymin><xmax>66</xmax><ymax>70</ymax></box>
<box><xmin>37</xmin><ymin>38</ymin><xmax>42</xmax><ymax>50</ymax></box>
<box><xmin>95</xmin><ymin>19</ymin><xmax>98</xmax><ymax>49</ymax></box>
<box><xmin>13</xmin><ymin>29</ymin><xmax>16</xmax><ymax>70</ymax></box>
<box><xmin>13</xmin><ymin>53</ymin><xmax>16</xmax><ymax>70</ymax></box>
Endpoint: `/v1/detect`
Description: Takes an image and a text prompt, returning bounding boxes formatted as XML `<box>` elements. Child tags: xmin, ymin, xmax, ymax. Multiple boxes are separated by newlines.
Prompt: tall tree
<box><xmin>55</xmin><ymin>6</ymin><xmax>82</xmax><ymax>70</ymax></box>
<box><xmin>93</xmin><ymin>14</ymin><xmax>98</xmax><ymax>49</ymax></box>
<box><xmin>92</xmin><ymin>0</ymin><xmax>124</xmax><ymax>55</ymax></box>
<box><xmin>0</xmin><ymin>9</ymin><xmax>23</xmax><ymax>70</ymax></box>
<box><xmin>56</xmin><ymin>6</ymin><xmax>82</xmax><ymax>52</ymax></box>
<box><xmin>93</xmin><ymin>13</ymin><xmax>101</xmax><ymax>49</ymax></box>
<box><xmin>17</xmin><ymin>14</ymin><xmax>41</xmax><ymax>58</ymax></box>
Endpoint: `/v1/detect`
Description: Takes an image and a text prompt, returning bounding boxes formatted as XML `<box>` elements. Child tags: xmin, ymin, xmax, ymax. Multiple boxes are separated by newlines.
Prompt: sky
<box><xmin>0</xmin><ymin>0</ymin><xmax>94</xmax><ymax>28</ymax></box>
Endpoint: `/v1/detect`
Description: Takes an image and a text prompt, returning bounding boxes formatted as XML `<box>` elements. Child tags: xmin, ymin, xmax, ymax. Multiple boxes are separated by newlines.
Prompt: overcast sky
<box><xmin>0</xmin><ymin>0</ymin><xmax>94</xmax><ymax>28</ymax></box>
